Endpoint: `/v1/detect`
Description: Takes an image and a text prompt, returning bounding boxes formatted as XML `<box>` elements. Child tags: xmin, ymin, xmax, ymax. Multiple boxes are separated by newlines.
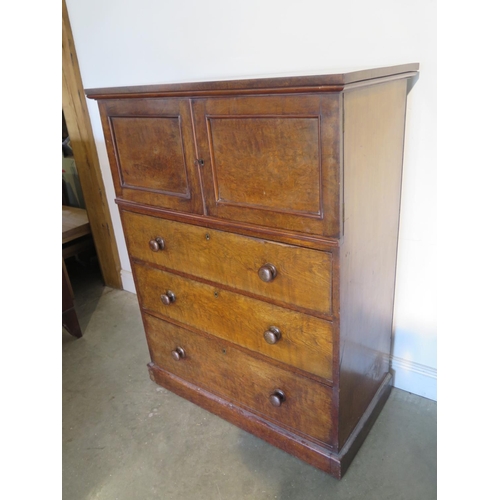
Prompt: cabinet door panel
<box><xmin>192</xmin><ymin>94</ymin><xmax>342</xmax><ymax>237</ymax></box>
<box><xmin>98</xmin><ymin>98</ymin><xmax>203</xmax><ymax>213</ymax></box>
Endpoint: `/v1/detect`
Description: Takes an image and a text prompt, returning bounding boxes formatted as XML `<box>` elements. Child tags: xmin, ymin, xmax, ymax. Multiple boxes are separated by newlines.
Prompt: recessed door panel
<box><xmin>111</xmin><ymin>116</ymin><xmax>189</xmax><ymax>196</ymax></box>
<box><xmin>209</xmin><ymin>116</ymin><xmax>321</xmax><ymax>215</ymax></box>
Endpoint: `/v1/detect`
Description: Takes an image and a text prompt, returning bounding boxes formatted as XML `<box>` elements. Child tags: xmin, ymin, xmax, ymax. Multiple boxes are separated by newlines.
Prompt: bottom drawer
<box><xmin>144</xmin><ymin>314</ymin><xmax>335</xmax><ymax>446</ymax></box>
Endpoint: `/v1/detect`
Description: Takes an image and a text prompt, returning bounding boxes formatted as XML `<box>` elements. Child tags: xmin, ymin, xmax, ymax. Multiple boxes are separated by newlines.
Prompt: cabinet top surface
<box><xmin>85</xmin><ymin>63</ymin><xmax>419</xmax><ymax>99</ymax></box>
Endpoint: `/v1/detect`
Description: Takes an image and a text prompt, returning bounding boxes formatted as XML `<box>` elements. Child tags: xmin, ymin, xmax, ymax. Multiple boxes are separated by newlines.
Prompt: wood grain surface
<box><xmin>98</xmin><ymin>98</ymin><xmax>204</xmax><ymax>214</ymax></box>
<box><xmin>85</xmin><ymin>63</ymin><xmax>419</xmax><ymax>99</ymax></box>
<box><xmin>62</xmin><ymin>206</ymin><xmax>91</xmax><ymax>244</ymax></box>
<box><xmin>134</xmin><ymin>263</ymin><xmax>335</xmax><ymax>380</ymax></box>
<box><xmin>338</xmin><ymin>79</ymin><xmax>408</xmax><ymax>448</ymax></box>
<box><xmin>144</xmin><ymin>314</ymin><xmax>335</xmax><ymax>444</ymax></box>
<box><xmin>192</xmin><ymin>94</ymin><xmax>342</xmax><ymax>237</ymax></box>
<box><xmin>62</xmin><ymin>0</ymin><xmax>121</xmax><ymax>288</ymax></box>
<box><xmin>121</xmin><ymin>210</ymin><xmax>334</xmax><ymax>315</ymax></box>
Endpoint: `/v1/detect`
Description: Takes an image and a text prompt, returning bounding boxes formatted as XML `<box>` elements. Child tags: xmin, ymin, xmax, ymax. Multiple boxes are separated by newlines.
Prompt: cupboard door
<box><xmin>98</xmin><ymin>98</ymin><xmax>203</xmax><ymax>214</ymax></box>
<box><xmin>191</xmin><ymin>94</ymin><xmax>342</xmax><ymax>237</ymax></box>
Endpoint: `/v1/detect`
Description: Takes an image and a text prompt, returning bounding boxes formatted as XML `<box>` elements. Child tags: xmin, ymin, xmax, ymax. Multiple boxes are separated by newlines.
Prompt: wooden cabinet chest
<box><xmin>86</xmin><ymin>63</ymin><xmax>418</xmax><ymax>478</ymax></box>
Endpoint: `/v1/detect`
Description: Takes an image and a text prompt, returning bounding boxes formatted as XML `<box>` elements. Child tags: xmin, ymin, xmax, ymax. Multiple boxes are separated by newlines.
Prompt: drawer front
<box><xmin>122</xmin><ymin>210</ymin><xmax>334</xmax><ymax>315</ymax></box>
<box><xmin>191</xmin><ymin>94</ymin><xmax>342</xmax><ymax>238</ymax></box>
<box><xmin>98</xmin><ymin>98</ymin><xmax>204</xmax><ymax>214</ymax></box>
<box><xmin>144</xmin><ymin>314</ymin><xmax>334</xmax><ymax>445</ymax></box>
<box><xmin>134</xmin><ymin>263</ymin><xmax>334</xmax><ymax>381</ymax></box>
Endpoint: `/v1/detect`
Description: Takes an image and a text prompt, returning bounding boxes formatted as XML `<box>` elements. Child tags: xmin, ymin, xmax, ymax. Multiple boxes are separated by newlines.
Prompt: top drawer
<box><xmin>121</xmin><ymin>210</ymin><xmax>334</xmax><ymax>316</ymax></box>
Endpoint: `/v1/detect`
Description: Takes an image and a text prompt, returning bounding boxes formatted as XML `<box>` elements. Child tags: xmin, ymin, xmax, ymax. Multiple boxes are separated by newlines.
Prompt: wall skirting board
<box><xmin>120</xmin><ymin>270</ymin><xmax>136</xmax><ymax>295</ymax></box>
<box><xmin>391</xmin><ymin>354</ymin><xmax>437</xmax><ymax>401</ymax></box>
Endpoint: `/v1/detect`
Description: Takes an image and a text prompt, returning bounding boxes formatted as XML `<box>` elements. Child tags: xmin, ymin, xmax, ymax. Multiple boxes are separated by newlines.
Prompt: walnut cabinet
<box><xmin>86</xmin><ymin>63</ymin><xmax>418</xmax><ymax>478</ymax></box>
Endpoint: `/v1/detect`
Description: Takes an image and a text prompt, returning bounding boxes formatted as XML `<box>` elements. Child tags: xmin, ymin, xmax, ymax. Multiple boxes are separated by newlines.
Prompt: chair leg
<box><xmin>62</xmin><ymin>261</ymin><xmax>83</xmax><ymax>338</ymax></box>
<box><xmin>63</xmin><ymin>308</ymin><xmax>83</xmax><ymax>338</ymax></box>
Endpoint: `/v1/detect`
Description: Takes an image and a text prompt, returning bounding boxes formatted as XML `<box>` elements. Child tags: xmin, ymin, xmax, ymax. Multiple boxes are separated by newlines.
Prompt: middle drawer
<box><xmin>133</xmin><ymin>262</ymin><xmax>335</xmax><ymax>381</ymax></box>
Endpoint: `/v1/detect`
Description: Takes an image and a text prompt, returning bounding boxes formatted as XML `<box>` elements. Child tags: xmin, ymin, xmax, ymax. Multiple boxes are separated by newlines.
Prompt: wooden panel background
<box><xmin>62</xmin><ymin>0</ymin><xmax>122</xmax><ymax>288</ymax></box>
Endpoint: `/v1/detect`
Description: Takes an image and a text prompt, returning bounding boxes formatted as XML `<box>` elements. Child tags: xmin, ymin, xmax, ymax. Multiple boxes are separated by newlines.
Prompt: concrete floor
<box><xmin>63</xmin><ymin>259</ymin><xmax>437</xmax><ymax>500</ymax></box>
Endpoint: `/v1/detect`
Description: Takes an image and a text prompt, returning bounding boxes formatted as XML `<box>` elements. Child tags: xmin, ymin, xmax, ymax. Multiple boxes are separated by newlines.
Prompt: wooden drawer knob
<box><xmin>149</xmin><ymin>237</ymin><xmax>165</xmax><ymax>252</ymax></box>
<box><xmin>171</xmin><ymin>347</ymin><xmax>186</xmax><ymax>361</ymax></box>
<box><xmin>264</xmin><ymin>326</ymin><xmax>281</xmax><ymax>345</ymax></box>
<box><xmin>160</xmin><ymin>290</ymin><xmax>176</xmax><ymax>305</ymax></box>
<box><xmin>269</xmin><ymin>389</ymin><xmax>286</xmax><ymax>407</ymax></box>
<box><xmin>258</xmin><ymin>263</ymin><xmax>277</xmax><ymax>282</ymax></box>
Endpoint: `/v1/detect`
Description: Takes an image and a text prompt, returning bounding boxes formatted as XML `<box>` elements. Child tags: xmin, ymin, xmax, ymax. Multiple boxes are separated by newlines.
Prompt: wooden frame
<box><xmin>62</xmin><ymin>0</ymin><xmax>122</xmax><ymax>289</ymax></box>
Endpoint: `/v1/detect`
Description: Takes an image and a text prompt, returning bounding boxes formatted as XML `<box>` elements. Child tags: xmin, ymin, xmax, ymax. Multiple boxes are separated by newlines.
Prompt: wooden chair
<box><xmin>62</xmin><ymin>206</ymin><xmax>93</xmax><ymax>338</ymax></box>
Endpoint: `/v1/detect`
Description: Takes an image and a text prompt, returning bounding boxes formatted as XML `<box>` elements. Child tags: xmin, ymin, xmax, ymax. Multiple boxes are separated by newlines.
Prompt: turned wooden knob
<box><xmin>171</xmin><ymin>347</ymin><xmax>186</xmax><ymax>361</ymax></box>
<box><xmin>264</xmin><ymin>327</ymin><xmax>281</xmax><ymax>345</ymax></box>
<box><xmin>149</xmin><ymin>237</ymin><xmax>165</xmax><ymax>252</ymax></box>
<box><xmin>269</xmin><ymin>390</ymin><xmax>286</xmax><ymax>407</ymax></box>
<box><xmin>258</xmin><ymin>263</ymin><xmax>277</xmax><ymax>282</ymax></box>
<box><xmin>160</xmin><ymin>290</ymin><xmax>176</xmax><ymax>305</ymax></box>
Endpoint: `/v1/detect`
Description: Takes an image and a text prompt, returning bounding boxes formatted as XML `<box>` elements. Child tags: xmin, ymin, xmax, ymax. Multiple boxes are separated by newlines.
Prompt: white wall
<box><xmin>66</xmin><ymin>0</ymin><xmax>436</xmax><ymax>400</ymax></box>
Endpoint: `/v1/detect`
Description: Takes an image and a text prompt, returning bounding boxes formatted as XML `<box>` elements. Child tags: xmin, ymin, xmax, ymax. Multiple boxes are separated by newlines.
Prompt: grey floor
<box><xmin>62</xmin><ymin>258</ymin><xmax>437</xmax><ymax>500</ymax></box>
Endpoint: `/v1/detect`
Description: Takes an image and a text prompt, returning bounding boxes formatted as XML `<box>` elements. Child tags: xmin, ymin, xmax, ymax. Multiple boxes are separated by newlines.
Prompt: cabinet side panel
<box><xmin>339</xmin><ymin>79</ymin><xmax>408</xmax><ymax>449</ymax></box>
